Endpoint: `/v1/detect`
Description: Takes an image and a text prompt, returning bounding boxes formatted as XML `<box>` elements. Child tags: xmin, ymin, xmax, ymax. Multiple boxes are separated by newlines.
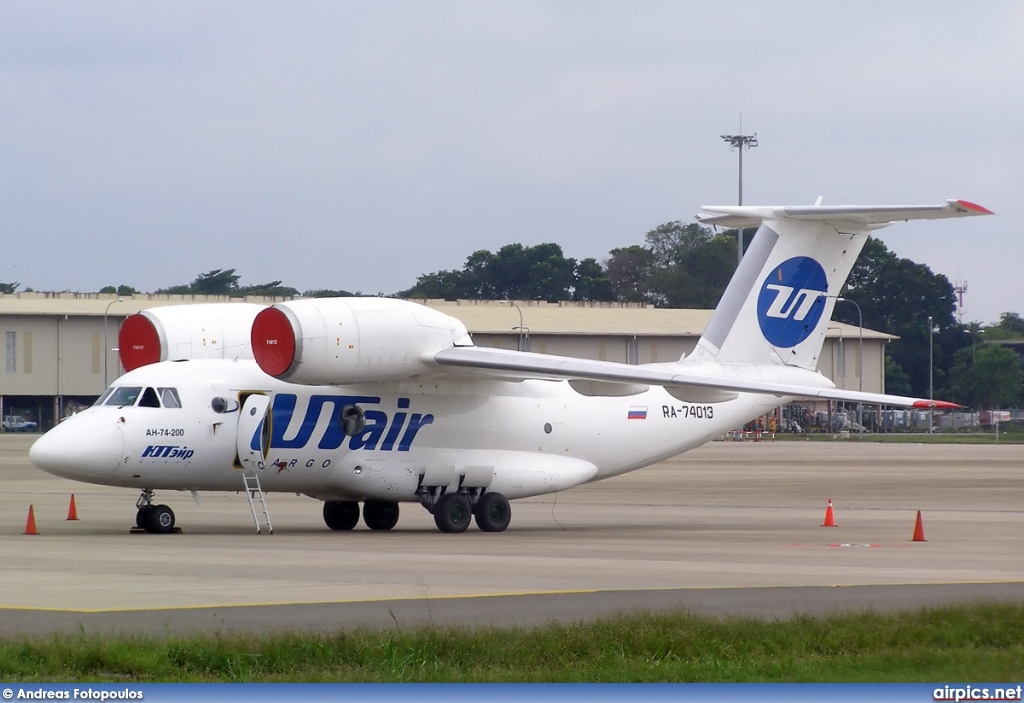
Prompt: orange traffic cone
<box><xmin>67</xmin><ymin>494</ymin><xmax>79</xmax><ymax>521</ymax></box>
<box><xmin>912</xmin><ymin>510</ymin><xmax>927</xmax><ymax>542</ymax></box>
<box><xmin>822</xmin><ymin>498</ymin><xmax>837</xmax><ymax>527</ymax></box>
<box><xmin>24</xmin><ymin>505</ymin><xmax>38</xmax><ymax>535</ymax></box>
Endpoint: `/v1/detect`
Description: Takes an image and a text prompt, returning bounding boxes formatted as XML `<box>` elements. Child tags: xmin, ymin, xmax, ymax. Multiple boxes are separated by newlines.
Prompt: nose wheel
<box><xmin>134</xmin><ymin>490</ymin><xmax>178</xmax><ymax>534</ymax></box>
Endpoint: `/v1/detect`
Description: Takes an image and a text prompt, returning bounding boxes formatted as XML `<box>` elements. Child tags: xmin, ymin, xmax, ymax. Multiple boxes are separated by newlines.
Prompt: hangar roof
<box><xmin>0</xmin><ymin>292</ymin><xmax>284</xmax><ymax>316</ymax></box>
<box><xmin>418</xmin><ymin>300</ymin><xmax>892</xmax><ymax>340</ymax></box>
<box><xmin>0</xmin><ymin>293</ymin><xmax>893</xmax><ymax>340</ymax></box>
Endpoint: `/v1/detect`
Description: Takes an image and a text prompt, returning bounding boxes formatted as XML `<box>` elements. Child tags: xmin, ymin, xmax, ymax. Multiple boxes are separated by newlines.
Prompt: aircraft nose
<box><xmin>30</xmin><ymin>413</ymin><xmax>125</xmax><ymax>483</ymax></box>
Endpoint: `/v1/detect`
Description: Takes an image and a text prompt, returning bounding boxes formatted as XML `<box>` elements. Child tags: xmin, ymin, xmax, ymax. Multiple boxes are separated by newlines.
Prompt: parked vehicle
<box><xmin>2</xmin><ymin>415</ymin><xmax>38</xmax><ymax>432</ymax></box>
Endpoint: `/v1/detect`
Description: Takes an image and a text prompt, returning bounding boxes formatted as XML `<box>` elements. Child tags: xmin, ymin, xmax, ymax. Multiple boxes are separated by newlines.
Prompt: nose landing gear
<box><xmin>133</xmin><ymin>489</ymin><xmax>179</xmax><ymax>534</ymax></box>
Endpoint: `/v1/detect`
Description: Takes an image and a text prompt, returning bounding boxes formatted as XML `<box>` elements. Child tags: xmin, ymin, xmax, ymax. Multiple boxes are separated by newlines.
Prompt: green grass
<box><xmin>1</xmin><ymin>603</ymin><xmax>1022</xmax><ymax>682</ymax></box>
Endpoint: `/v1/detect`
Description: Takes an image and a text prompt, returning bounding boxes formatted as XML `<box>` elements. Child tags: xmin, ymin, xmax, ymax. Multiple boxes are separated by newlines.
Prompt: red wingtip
<box><xmin>912</xmin><ymin>400</ymin><xmax>961</xmax><ymax>410</ymax></box>
<box><xmin>955</xmin><ymin>199</ymin><xmax>994</xmax><ymax>215</ymax></box>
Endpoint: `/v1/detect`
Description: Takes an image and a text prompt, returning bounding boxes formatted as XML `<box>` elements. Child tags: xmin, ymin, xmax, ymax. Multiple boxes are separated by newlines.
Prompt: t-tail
<box><xmin>687</xmin><ymin>200</ymin><xmax>993</xmax><ymax>371</ymax></box>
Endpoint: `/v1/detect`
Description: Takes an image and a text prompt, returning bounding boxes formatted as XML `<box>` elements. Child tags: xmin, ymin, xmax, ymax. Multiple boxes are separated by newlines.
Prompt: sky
<box><xmin>0</xmin><ymin>1</ymin><xmax>1020</xmax><ymax>324</ymax></box>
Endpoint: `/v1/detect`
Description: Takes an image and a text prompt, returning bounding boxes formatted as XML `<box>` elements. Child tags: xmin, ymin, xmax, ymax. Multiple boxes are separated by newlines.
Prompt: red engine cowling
<box><xmin>119</xmin><ymin>303</ymin><xmax>267</xmax><ymax>371</ymax></box>
<box><xmin>251</xmin><ymin>298</ymin><xmax>472</xmax><ymax>385</ymax></box>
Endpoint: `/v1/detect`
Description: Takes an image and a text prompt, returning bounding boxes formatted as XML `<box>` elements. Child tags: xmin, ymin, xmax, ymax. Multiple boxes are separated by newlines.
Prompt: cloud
<box><xmin>0</xmin><ymin>1</ymin><xmax>1018</xmax><ymax>321</ymax></box>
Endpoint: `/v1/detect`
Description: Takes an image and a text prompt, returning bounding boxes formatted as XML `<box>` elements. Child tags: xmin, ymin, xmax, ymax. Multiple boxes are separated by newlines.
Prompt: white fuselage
<box><xmin>30</xmin><ymin>358</ymin><xmax>782</xmax><ymax>502</ymax></box>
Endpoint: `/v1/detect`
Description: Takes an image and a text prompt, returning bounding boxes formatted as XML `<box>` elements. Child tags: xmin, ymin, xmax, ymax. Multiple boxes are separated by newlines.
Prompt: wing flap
<box><xmin>433</xmin><ymin>347</ymin><xmax>957</xmax><ymax>409</ymax></box>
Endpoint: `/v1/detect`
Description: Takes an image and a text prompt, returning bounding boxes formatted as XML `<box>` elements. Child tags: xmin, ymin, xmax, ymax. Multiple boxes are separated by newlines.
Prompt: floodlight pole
<box><xmin>928</xmin><ymin>315</ymin><xmax>934</xmax><ymax>433</ymax></box>
<box><xmin>721</xmin><ymin>131</ymin><xmax>758</xmax><ymax>266</ymax></box>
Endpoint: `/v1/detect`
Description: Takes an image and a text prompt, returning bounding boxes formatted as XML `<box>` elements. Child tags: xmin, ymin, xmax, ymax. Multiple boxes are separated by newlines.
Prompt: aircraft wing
<box><xmin>433</xmin><ymin>347</ymin><xmax>957</xmax><ymax>409</ymax></box>
<box><xmin>695</xmin><ymin>199</ymin><xmax>994</xmax><ymax>229</ymax></box>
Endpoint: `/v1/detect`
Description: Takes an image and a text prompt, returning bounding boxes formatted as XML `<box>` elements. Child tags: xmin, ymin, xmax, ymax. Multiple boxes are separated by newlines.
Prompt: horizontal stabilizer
<box><xmin>696</xmin><ymin>199</ymin><xmax>993</xmax><ymax>229</ymax></box>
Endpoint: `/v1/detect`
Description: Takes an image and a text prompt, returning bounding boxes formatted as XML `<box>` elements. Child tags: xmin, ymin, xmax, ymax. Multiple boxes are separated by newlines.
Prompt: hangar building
<box><xmin>0</xmin><ymin>293</ymin><xmax>890</xmax><ymax>431</ymax></box>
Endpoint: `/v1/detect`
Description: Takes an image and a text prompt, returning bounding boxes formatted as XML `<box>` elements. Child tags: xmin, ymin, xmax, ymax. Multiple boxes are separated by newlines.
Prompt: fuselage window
<box><xmin>105</xmin><ymin>386</ymin><xmax>143</xmax><ymax>407</ymax></box>
<box><xmin>139</xmin><ymin>387</ymin><xmax>161</xmax><ymax>408</ymax></box>
<box><xmin>159</xmin><ymin>388</ymin><xmax>182</xmax><ymax>408</ymax></box>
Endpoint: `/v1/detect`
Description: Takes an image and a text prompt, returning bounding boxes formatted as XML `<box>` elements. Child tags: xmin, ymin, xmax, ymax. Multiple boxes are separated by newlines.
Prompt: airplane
<box><xmin>29</xmin><ymin>200</ymin><xmax>992</xmax><ymax>534</ymax></box>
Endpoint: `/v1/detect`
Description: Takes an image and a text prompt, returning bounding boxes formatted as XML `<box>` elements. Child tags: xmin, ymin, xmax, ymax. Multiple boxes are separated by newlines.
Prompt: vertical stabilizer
<box><xmin>690</xmin><ymin>218</ymin><xmax>863</xmax><ymax>370</ymax></box>
<box><xmin>687</xmin><ymin>200</ymin><xmax>993</xmax><ymax>370</ymax></box>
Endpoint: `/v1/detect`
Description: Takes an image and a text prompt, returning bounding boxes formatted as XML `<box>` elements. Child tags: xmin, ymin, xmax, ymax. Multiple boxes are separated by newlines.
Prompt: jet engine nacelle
<box><xmin>251</xmin><ymin>297</ymin><xmax>473</xmax><ymax>385</ymax></box>
<box><xmin>119</xmin><ymin>303</ymin><xmax>266</xmax><ymax>371</ymax></box>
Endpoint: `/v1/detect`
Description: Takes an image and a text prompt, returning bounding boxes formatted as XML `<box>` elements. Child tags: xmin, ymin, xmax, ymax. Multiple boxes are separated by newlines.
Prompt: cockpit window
<box><xmin>139</xmin><ymin>387</ymin><xmax>161</xmax><ymax>408</ymax></box>
<box><xmin>97</xmin><ymin>385</ymin><xmax>182</xmax><ymax>408</ymax></box>
<box><xmin>159</xmin><ymin>388</ymin><xmax>182</xmax><ymax>408</ymax></box>
<box><xmin>105</xmin><ymin>386</ymin><xmax>142</xmax><ymax>406</ymax></box>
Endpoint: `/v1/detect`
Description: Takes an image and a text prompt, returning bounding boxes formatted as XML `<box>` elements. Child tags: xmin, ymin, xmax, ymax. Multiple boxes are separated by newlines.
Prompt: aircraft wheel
<box><xmin>146</xmin><ymin>504</ymin><xmax>175</xmax><ymax>534</ymax></box>
<box><xmin>323</xmin><ymin>500</ymin><xmax>360</xmax><ymax>531</ymax></box>
<box><xmin>135</xmin><ymin>506</ymin><xmax>153</xmax><ymax>529</ymax></box>
<box><xmin>474</xmin><ymin>492</ymin><xmax>511</xmax><ymax>533</ymax></box>
<box><xmin>433</xmin><ymin>493</ymin><xmax>472</xmax><ymax>534</ymax></box>
<box><xmin>363</xmin><ymin>501</ymin><xmax>400</xmax><ymax>531</ymax></box>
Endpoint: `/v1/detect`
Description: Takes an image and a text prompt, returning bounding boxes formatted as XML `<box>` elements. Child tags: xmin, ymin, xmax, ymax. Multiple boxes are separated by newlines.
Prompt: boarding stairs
<box><xmin>243</xmin><ymin>472</ymin><xmax>273</xmax><ymax>534</ymax></box>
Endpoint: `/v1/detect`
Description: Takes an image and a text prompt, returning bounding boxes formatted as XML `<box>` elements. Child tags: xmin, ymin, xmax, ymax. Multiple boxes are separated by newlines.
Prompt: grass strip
<box><xmin>1</xmin><ymin>602</ymin><xmax>1022</xmax><ymax>682</ymax></box>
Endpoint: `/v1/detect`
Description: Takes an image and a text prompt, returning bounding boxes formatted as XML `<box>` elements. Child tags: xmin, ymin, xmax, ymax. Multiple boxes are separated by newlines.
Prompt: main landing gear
<box><xmin>320</xmin><ymin>491</ymin><xmax>512</xmax><ymax>534</ymax></box>
<box><xmin>134</xmin><ymin>489</ymin><xmax>177</xmax><ymax>534</ymax></box>
<box><xmin>426</xmin><ymin>490</ymin><xmax>512</xmax><ymax>534</ymax></box>
<box><xmin>472</xmin><ymin>492</ymin><xmax>512</xmax><ymax>533</ymax></box>
<box><xmin>322</xmin><ymin>499</ymin><xmax>401</xmax><ymax>531</ymax></box>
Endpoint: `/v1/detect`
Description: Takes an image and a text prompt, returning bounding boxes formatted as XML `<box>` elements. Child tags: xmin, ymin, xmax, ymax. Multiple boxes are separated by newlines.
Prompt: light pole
<box><xmin>835</xmin><ymin>297</ymin><xmax>864</xmax><ymax>439</ymax></box>
<box><xmin>508</xmin><ymin>301</ymin><xmax>525</xmax><ymax>352</ymax></box>
<box><xmin>928</xmin><ymin>315</ymin><xmax>934</xmax><ymax>433</ymax></box>
<box><xmin>103</xmin><ymin>298</ymin><xmax>124</xmax><ymax>388</ymax></box>
<box><xmin>721</xmin><ymin>129</ymin><xmax>758</xmax><ymax>266</ymax></box>
<box><xmin>827</xmin><ymin>325</ymin><xmax>844</xmax><ymax>434</ymax></box>
<box><xmin>512</xmin><ymin>325</ymin><xmax>530</xmax><ymax>352</ymax></box>
<box><xmin>722</xmin><ymin>126</ymin><xmax>758</xmax><ymax>443</ymax></box>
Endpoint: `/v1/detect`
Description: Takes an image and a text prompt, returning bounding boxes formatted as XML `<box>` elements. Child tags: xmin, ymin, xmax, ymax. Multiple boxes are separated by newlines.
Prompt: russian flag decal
<box><xmin>627</xmin><ymin>406</ymin><xmax>647</xmax><ymax>420</ymax></box>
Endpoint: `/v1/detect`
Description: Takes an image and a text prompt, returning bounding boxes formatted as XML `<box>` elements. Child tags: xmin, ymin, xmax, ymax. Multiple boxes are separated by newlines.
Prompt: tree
<box><xmin>839</xmin><ymin>238</ymin><xmax>958</xmax><ymax>335</ymax></box>
<box><xmin>982</xmin><ymin>312</ymin><xmax>1024</xmax><ymax>340</ymax></box>
<box><xmin>154</xmin><ymin>283</ymin><xmax>193</xmax><ymax>295</ymax></box>
<box><xmin>490</xmin><ymin>243</ymin><xmax>576</xmax><ymax>300</ymax></box>
<box><xmin>304</xmin><ymin>288</ymin><xmax>356</xmax><ymax>298</ymax></box>
<box><xmin>399</xmin><ymin>269</ymin><xmax>471</xmax><ymax>299</ymax></box>
<box><xmin>950</xmin><ymin>344</ymin><xmax>1023</xmax><ymax>408</ymax></box>
<box><xmin>605</xmin><ymin>245</ymin><xmax>655</xmax><ymax>303</ymax></box>
<box><xmin>152</xmin><ymin>269</ymin><xmax>296</xmax><ymax>298</ymax></box>
<box><xmin>400</xmin><ymin>243</ymin><xmax>614</xmax><ymax>302</ymax></box>
<box><xmin>884</xmin><ymin>355</ymin><xmax>912</xmax><ymax>396</ymax></box>
<box><xmin>605</xmin><ymin>222</ymin><xmax>737</xmax><ymax>308</ymax></box>
<box><xmin>679</xmin><ymin>233</ymin><xmax>738</xmax><ymax>308</ymax></box>
<box><xmin>155</xmin><ymin>269</ymin><xmax>241</xmax><ymax>295</ymax></box>
<box><xmin>238</xmin><ymin>281</ymin><xmax>299</xmax><ymax>298</ymax></box>
<box><xmin>99</xmin><ymin>285</ymin><xmax>139</xmax><ymax>296</ymax></box>
<box><xmin>0</xmin><ymin>281</ymin><xmax>20</xmax><ymax>294</ymax></box>
<box><xmin>192</xmin><ymin>269</ymin><xmax>241</xmax><ymax>295</ymax></box>
<box><xmin>571</xmin><ymin>258</ymin><xmax>615</xmax><ymax>301</ymax></box>
<box><xmin>644</xmin><ymin>222</ymin><xmax>711</xmax><ymax>307</ymax></box>
<box><xmin>838</xmin><ymin>237</ymin><xmax>963</xmax><ymax>398</ymax></box>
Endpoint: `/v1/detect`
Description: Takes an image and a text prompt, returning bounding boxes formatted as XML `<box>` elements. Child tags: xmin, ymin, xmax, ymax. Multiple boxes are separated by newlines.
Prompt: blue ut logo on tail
<box><xmin>756</xmin><ymin>256</ymin><xmax>828</xmax><ymax>347</ymax></box>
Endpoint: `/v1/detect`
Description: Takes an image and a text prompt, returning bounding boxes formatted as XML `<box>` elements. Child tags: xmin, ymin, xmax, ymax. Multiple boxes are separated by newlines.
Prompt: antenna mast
<box><xmin>954</xmin><ymin>280</ymin><xmax>968</xmax><ymax>322</ymax></box>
